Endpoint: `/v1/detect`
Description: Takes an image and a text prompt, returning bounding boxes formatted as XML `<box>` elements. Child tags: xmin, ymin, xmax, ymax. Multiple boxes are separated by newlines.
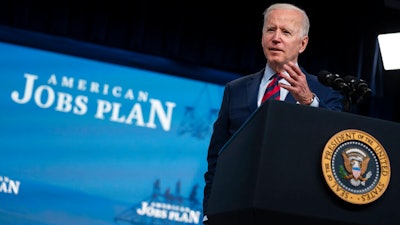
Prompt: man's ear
<box><xmin>299</xmin><ymin>36</ymin><xmax>309</xmax><ymax>54</ymax></box>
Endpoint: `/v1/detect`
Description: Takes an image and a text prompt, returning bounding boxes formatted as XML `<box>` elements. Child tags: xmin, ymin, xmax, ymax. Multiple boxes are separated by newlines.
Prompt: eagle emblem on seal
<box><xmin>340</xmin><ymin>148</ymin><xmax>372</xmax><ymax>187</ymax></box>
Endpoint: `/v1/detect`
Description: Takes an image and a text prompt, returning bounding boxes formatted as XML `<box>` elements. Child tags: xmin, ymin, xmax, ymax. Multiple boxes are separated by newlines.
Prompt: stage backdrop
<box><xmin>0</xmin><ymin>41</ymin><xmax>225</xmax><ymax>225</ymax></box>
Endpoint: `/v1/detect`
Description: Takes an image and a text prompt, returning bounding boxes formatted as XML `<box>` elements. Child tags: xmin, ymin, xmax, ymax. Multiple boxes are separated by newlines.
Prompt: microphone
<box><xmin>317</xmin><ymin>70</ymin><xmax>350</xmax><ymax>92</ymax></box>
<box><xmin>343</xmin><ymin>75</ymin><xmax>372</xmax><ymax>100</ymax></box>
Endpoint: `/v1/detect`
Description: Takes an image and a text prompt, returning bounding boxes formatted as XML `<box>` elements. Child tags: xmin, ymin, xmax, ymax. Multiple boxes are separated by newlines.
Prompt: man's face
<box><xmin>261</xmin><ymin>8</ymin><xmax>308</xmax><ymax>69</ymax></box>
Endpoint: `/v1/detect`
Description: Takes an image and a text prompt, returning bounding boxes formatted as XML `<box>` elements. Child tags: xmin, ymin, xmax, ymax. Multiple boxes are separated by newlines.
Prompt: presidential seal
<box><xmin>321</xmin><ymin>129</ymin><xmax>391</xmax><ymax>204</ymax></box>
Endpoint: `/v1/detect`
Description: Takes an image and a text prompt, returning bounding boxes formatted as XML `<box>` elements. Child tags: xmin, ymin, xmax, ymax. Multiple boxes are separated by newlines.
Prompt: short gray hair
<box><xmin>262</xmin><ymin>3</ymin><xmax>310</xmax><ymax>37</ymax></box>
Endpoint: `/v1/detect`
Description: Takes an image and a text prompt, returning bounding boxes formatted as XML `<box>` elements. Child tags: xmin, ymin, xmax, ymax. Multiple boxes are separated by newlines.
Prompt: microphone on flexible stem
<box><xmin>343</xmin><ymin>75</ymin><xmax>372</xmax><ymax>103</ymax></box>
<box><xmin>317</xmin><ymin>70</ymin><xmax>351</xmax><ymax>93</ymax></box>
<box><xmin>317</xmin><ymin>70</ymin><xmax>353</xmax><ymax>112</ymax></box>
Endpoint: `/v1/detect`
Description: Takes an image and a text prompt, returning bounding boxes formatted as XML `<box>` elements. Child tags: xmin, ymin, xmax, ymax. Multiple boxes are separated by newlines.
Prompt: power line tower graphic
<box><xmin>177</xmin><ymin>84</ymin><xmax>220</xmax><ymax>140</ymax></box>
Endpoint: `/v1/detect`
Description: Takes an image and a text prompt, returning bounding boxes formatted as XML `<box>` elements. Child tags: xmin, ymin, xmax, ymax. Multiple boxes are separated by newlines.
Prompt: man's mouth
<box><xmin>269</xmin><ymin>47</ymin><xmax>282</xmax><ymax>51</ymax></box>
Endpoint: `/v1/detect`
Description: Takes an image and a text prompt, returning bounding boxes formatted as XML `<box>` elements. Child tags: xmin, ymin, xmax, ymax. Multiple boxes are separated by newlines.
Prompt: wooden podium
<box><xmin>207</xmin><ymin>100</ymin><xmax>400</xmax><ymax>225</ymax></box>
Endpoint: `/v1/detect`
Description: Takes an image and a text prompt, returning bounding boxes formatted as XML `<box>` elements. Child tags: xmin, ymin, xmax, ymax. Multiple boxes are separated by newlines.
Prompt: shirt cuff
<box><xmin>296</xmin><ymin>93</ymin><xmax>319</xmax><ymax>107</ymax></box>
<box><xmin>309</xmin><ymin>94</ymin><xmax>320</xmax><ymax>107</ymax></box>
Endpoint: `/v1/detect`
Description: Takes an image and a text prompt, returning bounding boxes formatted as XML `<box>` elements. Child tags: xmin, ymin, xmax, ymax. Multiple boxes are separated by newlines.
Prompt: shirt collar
<box><xmin>263</xmin><ymin>64</ymin><xmax>276</xmax><ymax>81</ymax></box>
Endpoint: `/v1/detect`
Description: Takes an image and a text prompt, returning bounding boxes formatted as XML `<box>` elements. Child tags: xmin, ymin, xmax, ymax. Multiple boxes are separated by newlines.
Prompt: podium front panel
<box><xmin>207</xmin><ymin>100</ymin><xmax>400</xmax><ymax>225</ymax></box>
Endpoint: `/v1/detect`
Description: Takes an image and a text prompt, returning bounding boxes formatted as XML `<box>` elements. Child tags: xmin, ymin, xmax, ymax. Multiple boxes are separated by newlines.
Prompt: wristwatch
<box><xmin>305</xmin><ymin>93</ymin><xmax>316</xmax><ymax>105</ymax></box>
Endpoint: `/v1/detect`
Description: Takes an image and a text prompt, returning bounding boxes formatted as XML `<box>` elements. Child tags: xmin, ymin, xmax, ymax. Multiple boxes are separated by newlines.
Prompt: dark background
<box><xmin>0</xmin><ymin>0</ymin><xmax>399</xmax><ymax>122</ymax></box>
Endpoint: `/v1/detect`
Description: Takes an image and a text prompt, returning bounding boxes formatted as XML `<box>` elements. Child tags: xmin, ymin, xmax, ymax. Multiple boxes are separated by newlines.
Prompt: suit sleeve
<box><xmin>203</xmin><ymin>84</ymin><xmax>232</xmax><ymax>216</ymax></box>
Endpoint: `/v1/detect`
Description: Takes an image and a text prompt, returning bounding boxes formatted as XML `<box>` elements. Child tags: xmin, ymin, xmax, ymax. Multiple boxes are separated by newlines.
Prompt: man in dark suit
<box><xmin>202</xmin><ymin>3</ymin><xmax>344</xmax><ymax>224</ymax></box>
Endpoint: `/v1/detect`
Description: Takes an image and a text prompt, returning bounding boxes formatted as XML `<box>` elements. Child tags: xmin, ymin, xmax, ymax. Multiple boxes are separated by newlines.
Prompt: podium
<box><xmin>207</xmin><ymin>100</ymin><xmax>400</xmax><ymax>225</ymax></box>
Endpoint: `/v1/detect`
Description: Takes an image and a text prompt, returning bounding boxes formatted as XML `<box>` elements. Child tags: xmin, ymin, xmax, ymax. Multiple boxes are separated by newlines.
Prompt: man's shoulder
<box><xmin>227</xmin><ymin>69</ymin><xmax>264</xmax><ymax>87</ymax></box>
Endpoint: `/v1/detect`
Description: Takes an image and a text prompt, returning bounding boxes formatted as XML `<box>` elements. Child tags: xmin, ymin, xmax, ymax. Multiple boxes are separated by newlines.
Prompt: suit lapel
<box><xmin>284</xmin><ymin>92</ymin><xmax>296</xmax><ymax>103</ymax></box>
<box><xmin>246</xmin><ymin>70</ymin><xmax>263</xmax><ymax>112</ymax></box>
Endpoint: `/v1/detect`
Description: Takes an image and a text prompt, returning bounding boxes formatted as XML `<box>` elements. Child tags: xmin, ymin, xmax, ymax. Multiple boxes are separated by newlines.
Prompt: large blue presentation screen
<box><xmin>0</xmin><ymin>41</ymin><xmax>225</xmax><ymax>225</ymax></box>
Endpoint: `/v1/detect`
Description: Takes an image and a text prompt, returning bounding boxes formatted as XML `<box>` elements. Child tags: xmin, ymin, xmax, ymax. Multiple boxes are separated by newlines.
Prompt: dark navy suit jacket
<box><xmin>203</xmin><ymin>68</ymin><xmax>344</xmax><ymax>216</ymax></box>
